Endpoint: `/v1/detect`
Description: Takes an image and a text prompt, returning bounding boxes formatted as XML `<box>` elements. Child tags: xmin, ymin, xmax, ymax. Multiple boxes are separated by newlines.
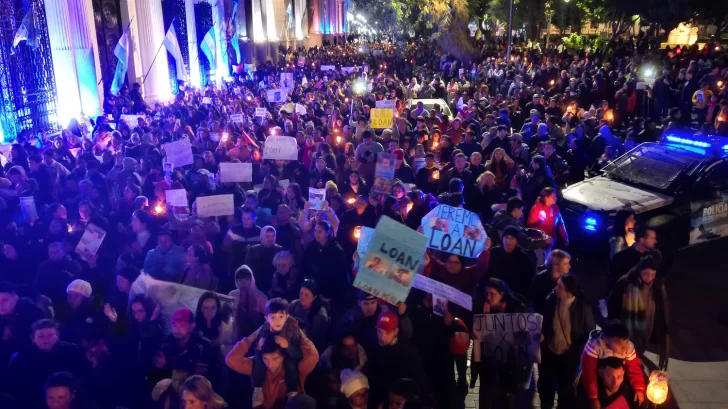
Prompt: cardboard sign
<box><xmin>266</xmin><ymin>89</ymin><xmax>288</xmax><ymax>103</ymax></box>
<box><xmin>162</xmin><ymin>139</ymin><xmax>194</xmax><ymax>167</ymax></box>
<box><xmin>413</xmin><ymin>274</ymin><xmax>472</xmax><ymax>310</ymax></box>
<box><xmin>421</xmin><ymin>205</ymin><xmax>487</xmax><ymax>258</ymax></box>
<box><xmin>120</xmin><ymin>114</ymin><xmax>144</xmax><ymax>127</ymax></box>
<box><xmin>320</xmin><ymin>65</ymin><xmax>336</xmax><ymax>71</ymax></box>
<box><xmin>375</xmin><ymin>100</ymin><xmax>397</xmax><ymax>110</ymax></box>
<box><xmin>75</xmin><ymin>223</ymin><xmax>106</xmax><ymax>259</ymax></box>
<box><xmin>263</xmin><ymin>135</ymin><xmax>298</xmax><ymax>161</ymax></box>
<box><xmin>353</xmin><ymin>216</ymin><xmax>428</xmax><ymax>305</ymax></box>
<box><xmin>356</xmin><ymin>226</ymin><xmax>376</xmax><ymax>258</ymax></box>
<box><xmin>255</xmin><ymin>108</ymin><xmax>268</xmax><ymax>117</ymax></box>
<box><xmin>472</xmin><ymin>313</ymin><xmax>543</xmax><ymax>364</ymax></box>
<box><xmin>219</xmin><ymin>162</ymin><xmax>252</xmax><ymax>183</ymax></box>
<box><xmin>165</xmin><ymin>189</ymin><xmax>188</xmax><ymax>207</ymax></box>
<box><xmin>19</xmin><ymin>196</ymin><xmax>38</xmax><ymax>220</ymax></box>
<box><xmin>308</xmin><ymin>188</ymin><xmax>325</xmax><ymax>210</ymax></box>
<box><xmin>230</xmin><ymin>113</ymin><xmax>245</xmax><ymax>123</ymax></box>
<box><xmin>280</xmin><ymin>73</ymin><xmax>293</xmax><ymax>91</ymax></box>
<box><xmin>372</xmin><ymin>152</ymin><xmax>395</xmax><ymax>195</ymax></box>
<box><xmin>196</xmin><ymin>194</ymin><xmax>234</xmax><ymax>218</ymax></box>
<box><xmin>370</xmin><ymin>108</ymin><xmax>393</xmax><ymax>129</ymax></box>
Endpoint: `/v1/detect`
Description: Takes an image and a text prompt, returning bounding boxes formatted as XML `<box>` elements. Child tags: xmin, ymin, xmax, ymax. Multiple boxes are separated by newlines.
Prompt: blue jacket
<box><xmin>143</xmin><ymin>245</ymin><xmax>186</xmax><ymax>282</ymax></box>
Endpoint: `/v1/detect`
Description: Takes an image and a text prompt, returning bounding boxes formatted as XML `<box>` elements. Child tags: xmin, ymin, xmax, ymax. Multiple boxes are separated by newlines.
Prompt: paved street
<box><xmin>464</xmin><ymin>237</ymin><xmax>728</xmax><ymax>409</ymax></box>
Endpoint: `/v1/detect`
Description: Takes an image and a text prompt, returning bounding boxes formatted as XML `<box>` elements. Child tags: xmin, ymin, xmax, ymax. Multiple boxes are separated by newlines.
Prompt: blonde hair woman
<box><xmin>181</xmin><ymin>375</ymin><xmax>226</xmax><ymax>409</ymax></box>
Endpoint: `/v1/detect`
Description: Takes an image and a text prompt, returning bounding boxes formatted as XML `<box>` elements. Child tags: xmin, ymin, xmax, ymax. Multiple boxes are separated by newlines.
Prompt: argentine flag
<box><xmin>12</xmin><ymin>9</ymin><xmax>38</xmax><ymax>53</ymax></box>
<box><xmin>200</xmin><ymin>27</ymin><xmax>216</xmax><ymax>70</ymax></box>
<box><xmin>164</xmin><ymin>22</ymin><xmax>187</xmax><ymax>81</ymax></box>
<box><xmin>111</xmin><ymin>26</ymin><xmax>131</xmax><ymax>95</ymax></box>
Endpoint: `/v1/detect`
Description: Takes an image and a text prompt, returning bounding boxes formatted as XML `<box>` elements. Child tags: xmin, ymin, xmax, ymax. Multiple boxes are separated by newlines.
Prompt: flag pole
<box><xmin>99</xmin><ymin>18</ymin><xmax>134</xmax><ymax>86</ymax></box>
<box><xmin>142</xmin><ymin>18</ymin><xmax>175</xmax><ymax>85</ymax></box>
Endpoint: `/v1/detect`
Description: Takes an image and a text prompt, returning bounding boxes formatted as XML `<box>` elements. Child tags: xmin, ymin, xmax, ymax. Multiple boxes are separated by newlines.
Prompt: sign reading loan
<box><xmin>472</xmin><ymin>313</ymin><xmax>543</xmax><ymax>364</ymax></box>
<box><xmin>421</xmin><ymin>205</ymin><xmax>487</xmax><ymax>258</ymax></box>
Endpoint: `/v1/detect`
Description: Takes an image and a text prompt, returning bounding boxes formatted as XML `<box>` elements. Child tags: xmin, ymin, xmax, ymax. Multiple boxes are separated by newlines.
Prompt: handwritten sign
<box><xmin>202</xmin><ymin>97</ymin><xmax>212</xmax><ymax>104</ymax></box>
<box><xmin>263</xmin><ymin>135</ymin><xmax>298</xmax><ymax>161</ymax></box>
<box><xmin>375</xmin><ymin>100</ymin><xmax>397</xmax><ymax>110</ymax></box>
<box><xmin>196</xmin><ymin>194</ymin><xmax>234</xmax><ymax>218</ymax></box>
<box><xmin>421</xmin><ymin>205</ymin><xmax>487</xmax><ymax>258</ymax></box>
<box><xmin>370</xmin><ymin>108</ymin><xmax>393</xmax><ymax>129</ymax></box>
<box><xmin>353</xmin><ymin>217</ymin><xmax>428</xmax><ymax>305</ymax></box>
<box><xmin>165</xmin><ymin>189</ymin><xmax>188</xmax><ymax>207</ymax></box>
<box><xmin>413</xmin><ymin>274</ymin><xmax>472</xmax><ymax>310</ymax></box>
<box><xmin>19</xmin><ymin>196</ymin><xmax>38</xmax><ymax>220</ymax></box>
<box><xmin>308</xmin><ymin>188</ymin><xmax>325</xmax><ymax>210</ymax></box>
<box><xmin>266</xmin><ymin>89</ymin><xmax>288</xmax><ymax>103</ymax></box>
<box><xmin>320</xmin><ymin>65</ymin><xmax>336</xmax><ymax>71</ymax></box>
<box><xmin>255</xmin><ymin>108</ymin><xmax>268</xmax><ymax>117</ymax></box>
<box><xmin>341</xmin><ymin>66</ymin><xmax>360</xmax><ymax>73</ymax></box>
<box><xmin>472</xmin><ymin>313</ymin><xmax>543</xmax><ymax>364</ymax></box>
<box><xmin>294</xmin><ymin>103</ymin><xmax>307</xmax><ymax>115</ymax></box>
<box><xmin>162</xmin><ymin>139</ymin><xmax>194</xmax><ymax>167</ymax></box>
<box><xmin>219</xmin><ymin>162</ymin><xmax>252</xmax><ymax>183</ymax></box>
<box><xmin>356</xmin><ymin>226</ymin><xmax>376</xmax><ymax>258</ymax></box>
<box><xmin>230</xmin><ymin>113</ymin><xmax>244</xmax><ymax>123</ymax></box>
<box><xmin>372</xmin><ymin>152</ymin><xmax>395</xmax><ymax>195</ymax></box>
<box><xmin>120</xmin><ymin>114</ymin><xmax>144</xmax><ymax>127</ymax></box>
<box><xmin>75</xmin><ymin>223</ymin><xmax>106</xmax><ymax>259</ymax></box>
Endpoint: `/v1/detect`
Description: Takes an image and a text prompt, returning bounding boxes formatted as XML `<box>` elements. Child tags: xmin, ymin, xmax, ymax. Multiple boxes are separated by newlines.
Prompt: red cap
<box><xmin>376</xmin><ymin>311</ymin><xmax>399</xmax><ymax>333</ymax></box>
<box><xmin>172</xmin><ymin>308</ymin><xmax>193</xmax><ymax>323</ymax></box>
<box><xmin>392</xmin><ymin>149</ymin><xmax>405</xmax><ymax>161</ymax></box>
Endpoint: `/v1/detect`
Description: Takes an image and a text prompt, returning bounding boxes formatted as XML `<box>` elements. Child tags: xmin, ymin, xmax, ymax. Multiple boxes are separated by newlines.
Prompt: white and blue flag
<box><xmin>164</xmin><ymin>21</ymin><xmax>187</xmax><ymax>81</ymax></box>
<box><xmin>111</xmin><ymin>23</ymin><xmax>131</xmax><ymax>95</ymax></box>
<box><xmin>200</xmin><ymin>27</ymin><xmax>216</xmax><ymax>70</ymax></box>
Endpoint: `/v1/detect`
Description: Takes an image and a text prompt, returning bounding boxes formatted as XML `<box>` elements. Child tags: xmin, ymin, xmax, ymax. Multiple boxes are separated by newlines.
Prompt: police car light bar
<box><xmin>664</xmin><ymin>135</ymin><xmax>711</xmax><ymax>148</ymax></box>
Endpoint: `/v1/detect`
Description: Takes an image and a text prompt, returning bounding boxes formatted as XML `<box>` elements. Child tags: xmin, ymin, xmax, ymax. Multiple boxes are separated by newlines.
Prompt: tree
<box><xmin>575</xmin><ymin>0</ymin><xmax>646</xmax><ymax>40</ymax></box>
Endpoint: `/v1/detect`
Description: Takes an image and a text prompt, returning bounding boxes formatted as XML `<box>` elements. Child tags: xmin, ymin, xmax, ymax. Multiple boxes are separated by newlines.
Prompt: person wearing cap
<box><xmin>525</xmin><ymin>94</ymin><xmax>546</xmax><ymax>117</ymax></box>
<box><xmin>492</xmin><ymin>197</ymin><xmax>552</xmax><ymax>251</ymax></box>
<box><xmin>365</xmin><ymin>311</ymin><xmax>428</xmax><ymax>408</ymax></box>
<box><xmin>156</xmin><ymin>308</ymin><xmax>221</xmax><ymax>388</ymax></box>
<box><xmin>392</xmin><ymin>148</ymin><xmax>415</xmax><ymax>184</ymax></box>
<box><xmin>339</xmin><ymin>291</ymin><xmax>413</xmax><ymax>354</ymax></box>
<box><xmin>456</xmin><ymin>130</ymin><xmax>480</xmax><ymax>159</ymax></box>
<box><xmin>0</xmin><ymin>281</ymin><xmax>46</xmax><ymax>366</ymax></box>
<box><xmin>311</xmin><ymin>156</ymin><xmax>337</xmax><ymax>189</ymax></box>
<box><xmin>338</xmin><ymin>369</ymin><xmax>369</xmax><ymax>409</ymax></box>
<box><xmin>486</xmin><ymin>225</ymin><xmax>537</xmax><ymax>296</ymax></box>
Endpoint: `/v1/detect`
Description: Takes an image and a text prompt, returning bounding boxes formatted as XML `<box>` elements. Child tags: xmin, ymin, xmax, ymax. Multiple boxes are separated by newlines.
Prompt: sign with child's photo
<box><xmin>472</xmin><ymin>313</ymin><xmax>543</xmax><ymax>364</ymax></box>
<box><xmin>266</xmin><ymin>89</ymin><xmax>288</xmax><ymax>103</ymax></box>
<box><xmin>421</xmin><ymin>204</ymin><xmax>487</xmax><ymax>258</ymax></box>
<box><xmin>353</xmin><ymin>216</ymin><xmax>428</xmax><ymax>305</ymax></box>
<box><xmin>308</xmin><ymin>188</ymin><xmax>325</xmax><ymax>210</ymax></box>
<box><xmin>75</xmin><ymin>223</ymin><xmax>106</xmax><ymax>260</ymax></box>
<box><xmin>372</xmin><ymin>152</ymin><xmax>395</xmax><ymax>195</ymax></box>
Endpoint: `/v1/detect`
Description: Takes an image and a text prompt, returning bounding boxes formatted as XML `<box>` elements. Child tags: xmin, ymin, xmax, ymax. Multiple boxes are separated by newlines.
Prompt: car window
<box><xmin>703</xmin><ymin>160</ymin><xmax>728</xmax><ymax>188</ymax></box>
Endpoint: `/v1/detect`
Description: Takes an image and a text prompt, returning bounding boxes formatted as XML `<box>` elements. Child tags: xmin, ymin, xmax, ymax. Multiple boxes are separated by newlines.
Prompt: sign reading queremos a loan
<box><xmin>421</xmin><ymin>205</ymin><xmax>487</xmax><ymax>258</ymax></box>
<box><xmin>353</xmin><ymin>216</ymin><xmax>428</xmax><ymax>305</ymax></box>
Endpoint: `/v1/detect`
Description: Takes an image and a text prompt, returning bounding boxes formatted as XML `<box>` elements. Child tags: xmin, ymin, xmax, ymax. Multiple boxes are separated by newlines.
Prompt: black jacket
<box><xmin>365</xmin><ymin>338</ymin><xmax>429</xmax><ymax>409</ymax></box>
<box><xmin>0</xmin><ymin>297</ymin><xmax>46</xmax><ymax>369</ymax></box>
<box><xmin>487</xmin><ymin>246</ymin><xmax>536</xmax><ymax>296</ymax></box>
<box><xmin>529</xmin><ymin>269</ymin><xmax>558</xmax><ymax>315</ymax></box>
<box><xmin>608</xmin><ymin>246</ymin><xmax>661</xmax><ymax>291</ymax></box>
<box><xmin>302</xmin><ymin>238</ymin><xmax>350</xmax><ymax>307</ymax></box>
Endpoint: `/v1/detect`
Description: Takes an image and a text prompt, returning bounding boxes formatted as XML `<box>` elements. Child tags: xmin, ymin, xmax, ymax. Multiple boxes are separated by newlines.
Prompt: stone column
<box><xmin>135</xmin><ymin>0</ymin><xmax>171</xmax><ymax>103</ymax></box>
<box><xmin>44</xmin><ymin>0</ymin><xmax>101</xmax><ymax>125</ymax></box>
<box><xmin>185</xmin><ymin>0</ymin><xmax>201</xmax><ymax>87</ymax></box>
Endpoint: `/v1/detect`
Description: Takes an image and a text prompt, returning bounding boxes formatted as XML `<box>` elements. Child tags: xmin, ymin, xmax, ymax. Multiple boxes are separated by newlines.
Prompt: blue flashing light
<box><xmin>665</xmin><ymin>135</ymin><xmax>711</xmax><ymax>148</ymax></box>
<box><xmin>584</xmin><ymin>217</ymin><xmax>598</xmax><ymax>231</ymax></box>
<box><xmin>723</xmin><ymin>144</ymin><xmax>728</xmax><ymax>151</ymax></box>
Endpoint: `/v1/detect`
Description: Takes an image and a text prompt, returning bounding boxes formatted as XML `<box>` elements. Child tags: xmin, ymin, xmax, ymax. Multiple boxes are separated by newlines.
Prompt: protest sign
<box><xmin>120</xmin><ymin>114</ymin><xmax>144</xmax><ymax>126</ymax></box>
<box><xmin>278</xmin><ymin>179</ymin><xmax>290</xmax><ymax>190</ymax></box>
<box><xmin>308</xmin><ymin>188</ymin><xmax>325</xmax><ymax>210</ymax></box>
<box><xmin>341</xmin><ymin>66</ymin><xmax>360</xmax><ymax>73</ymax></box>
<box><xmin>432</xmin><ymin>295</ymin><xmax>447</xmax><ymax>316</ymax></box>
<box><xmin>372</xmin><ymin>152</ymin><xmax>395</xmax><ymax>195</ymax></box>
<box><xmin>375</xmin><ymin>100</ymin><xmax>397</xmax><ymax>110</ymax></box>
<box><xmin>370</xmin><ymin>108</ymin><xmax>393</xmax><ymax>129</ymax></box>
<box><xmin>294</xmin><ymin>103</ymin><xmax>307</xmax><ymax>115</ymax></box>
<box><xmin>356</xmin><ymin>226</ymin><xmax>376</xmax><ymax>258</ymax></box>
<box><xmin>372</xmin><ymin>49</ymin><xmax>384</xmax><ymax>56</ymax></box>
<box><xmin>353</xmin><ymin>216</ymin><xmax>428</xmax><ymax>305</ymax></box>
<box><xmin>230</xmin><ymin>113</ymin><xmax>244</xmax><ymax>123</ymax></box>
<box><xmin>421</xmin><ymin>204</ymin><xmax>487</xmax><ymax>258</ymax></box>
<box><xmin>165</xmin><ymin>189</ymin><xmax>188</xmax><ymax>207</ymax></box>
<box><xmin>162</xmin><ymin>139</ymin><xmax>194</xmax><ymax>167</ymax></box>
<box><xmin>75</xmin><ymin>223</ymin><xmax>106</xmax><ymax>259</ymax></box>
<box><xmin>412</xmin><ymin>274</ymin><xmax>472</xmax><ymax>310</ymax></box>
<box><xmin>255</xmin><ymin>107</ymin><xmax>268</xmax><ymax>117</ymax></box>
<box><xmin>130</xmin><ymin>273</ymin><xmax>234</xmax><ymax>331</ymax></box>
<box><xmin>266</xmin><ymin>89</ymin><xmax>288</xmax><ymax>103</ymax></box>
<box><xmin>19</xmin><ymin>196</ymin><xmax>38</xmax><ymax>220</ymax></box>
<box><xmin>209</xmin><ymin>132</ymin><xmax>220</xmax><ymax>142</ymax></box>
<box><xmin>70</xmin><ymin>148</ymin><xmax>81</xmax><ymax>158</ymax></box>
<box><xmin>413</xmin><ymin>157</ymin><xmax>426</xmax><ymax>173</ymax></box>
<box><xmin>320</xmin><ymin>65</ymin><xmax>336</xmax><ymax>71</ymax></box>
<box><xmin>297</xmin><ymin>57</ymin><xmax>305</xmax><ymax>67</ymax></box>
<box><xmin>281</xmin><ymin>73</ymin><xmax>294</xmax><ymax>90</ymax></box>
<box><xmin>219</xmin><ymin>162</ymin><xmax>252</xmax><ymax>183</ymax></box>
<box><xmin>472</xmin><ymin>313</ymin><xmax>543</xmax><ymax>364</ymax></box>
<box><xmin>196</xmin><ymin>194</ymin><xmax>234</xmax><ymax>218</ymax></box>
<box><xmin>202</xmin><ymin>97</ymin><xmax>212</xmax><ymax>104</ymax></box>
<box><xmin>263</xmin><ymin>135</ymin><xmax>298</xmax><ymax>161</ymax></box>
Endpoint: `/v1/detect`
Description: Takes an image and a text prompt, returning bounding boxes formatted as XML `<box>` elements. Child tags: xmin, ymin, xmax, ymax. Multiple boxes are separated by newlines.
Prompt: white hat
<box><xmin>340</xmin><ymin>369</ymin><xmax>369</xmax><ymax>398</ymax></box>
<box><xmin>66</xmin><ymin>279</ymin><xmax>92</xmax><ymax>298</ymax></box>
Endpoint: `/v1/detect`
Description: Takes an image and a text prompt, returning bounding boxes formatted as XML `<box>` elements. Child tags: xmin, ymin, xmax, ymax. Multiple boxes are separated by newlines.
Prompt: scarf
<box><xmin>620</xmin><ymin>281</ymin><xmax>653</xmax><ymax>351</ymax></box>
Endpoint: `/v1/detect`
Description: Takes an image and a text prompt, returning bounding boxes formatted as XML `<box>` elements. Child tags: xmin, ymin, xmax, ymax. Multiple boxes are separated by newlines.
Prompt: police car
<box><xmin>561</xmin><ymin>133</ymin><xmax>728</xmax><ymax>250</ymax></box>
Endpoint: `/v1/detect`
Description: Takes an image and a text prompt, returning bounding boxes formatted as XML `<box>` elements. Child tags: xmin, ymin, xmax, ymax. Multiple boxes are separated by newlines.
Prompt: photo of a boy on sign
<box><xmin>373</xmin><ymin>152</ymin><xmax>395</xmax><ymax>195</ymax></box>
<box><xmin>431</xmin><ymin>217</ymin><xmax>450</xmax><ymax>232</ymax></box>
<box><xmin>366</xmin><ymin>255</ymin><xmax>390</xmax><ymax>276</ymax></box>
<box><xmin>389</xmin><ymin>266</ymin><xmax>414</xmax><ymax>286</ymax></box>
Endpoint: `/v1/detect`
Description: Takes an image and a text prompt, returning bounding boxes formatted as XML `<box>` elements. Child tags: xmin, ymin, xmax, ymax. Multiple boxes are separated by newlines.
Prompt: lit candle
<box><xmin>154</xmin><ymin>204</ymin><xmax>165</xmax><ymax>215</ymax></box>
<box><xmin>406</xmin><ymin>202</ymin><xmax>413</xmax><ymax>213</ymax></box>
<box><xmin>646</xmin><ymin>370</ymin><xmax>668</xmax><ymax>404</ymax></box>
<box><xmin>247</xmin><ymin>96</ymin><xmax>252</xmax><ymax>101</ymax></box>
<box><xmin>347</xmin><ymin>198</ymin><xmax>356</xmax><ymax>204</ymax></box>
<box><xmin>67</xmin><ymin>225</ymin><xmax>73</xmax><ymax>233</ymax></box>
<box><xmin>550</xmin><ymin>80</ymin><xmax>555</xmax><ymax>86</ymax></box>
<box><xmin>353</xmin><ymin>226</ymin><xmax>361</xmax><ymax>239</ymax></box>
<box><xmin>433</xmin><ymin>170</ymin><xmax>440</xmax><ymax>180</ymax></box>
<box><xmin>718</xmin><ymin>81</ymin><xmax>724</xmax><ymax>88</ymax></box>
<box><xmin>336</xmin><ymin>136</ymin><xmax>342</xmax><ymax>144</ymax></box>
<box><xmin>432</xmin><ymin>141</ymin><xmax>439</xmax><ymax>148</ymax></box>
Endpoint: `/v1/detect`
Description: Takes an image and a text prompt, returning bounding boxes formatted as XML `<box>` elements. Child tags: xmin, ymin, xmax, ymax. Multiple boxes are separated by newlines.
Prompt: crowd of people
<box><xmin>0</xmin><ymin>33</ymin><xmax>722</xmax><ymax>409</ymax></box>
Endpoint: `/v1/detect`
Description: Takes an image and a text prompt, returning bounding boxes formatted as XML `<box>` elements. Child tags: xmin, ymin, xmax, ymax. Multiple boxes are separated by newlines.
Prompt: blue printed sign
<box><xmin>353</xmin><ymin>217</ymin><xmax>428</xmax><ymax>304</ymax></box>
<box><xmin>421</xmin><ymin>205</ymin><xmax>487</xmax><ymax>258</ymax></box>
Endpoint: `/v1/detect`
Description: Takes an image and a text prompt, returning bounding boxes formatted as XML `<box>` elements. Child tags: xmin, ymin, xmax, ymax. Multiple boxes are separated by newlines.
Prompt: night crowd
<box><xmin>0</xmin><ymin>32</ymin><xmax>724</xmax><ymax>409</ymax></box>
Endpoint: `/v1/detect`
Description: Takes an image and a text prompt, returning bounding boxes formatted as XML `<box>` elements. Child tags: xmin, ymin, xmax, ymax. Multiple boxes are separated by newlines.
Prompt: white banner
<box><xmin>196</xmin><ymin>194</ymin><xmax>234</xmax><ymax>217</ymax></box>
<box><xmin>412</xmin><ymin>274</ymin><xmax>472</xmax><ymax>311</ymax></box>
<box><xmin>162</xmin><ymin>139</ymin><xmax>194</xmax><ymax>167</ymax></box>
<box><xmin>320</xmin><ymin>65</ymin><xmax>336</xmax><ymax>71</ymax></box>
<box><xmin>263</xmin><ymin>135</ymin><xmax>298</xmax><ymax>161</ymax></box>
<box><xmin>219</xmin><ymin>162</ymin><xmax>252</xmax><ymax>183</ymax></box>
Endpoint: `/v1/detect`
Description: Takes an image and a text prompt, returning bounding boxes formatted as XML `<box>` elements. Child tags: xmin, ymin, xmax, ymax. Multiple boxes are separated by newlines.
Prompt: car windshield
<box><xmin>602</xmin><ymin>143</ymin><xmax>702</xmax><ymax>193</ymax></box>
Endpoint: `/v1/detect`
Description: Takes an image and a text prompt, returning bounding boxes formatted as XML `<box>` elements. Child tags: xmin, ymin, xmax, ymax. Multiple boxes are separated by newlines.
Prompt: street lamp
<box><xmin>544</xmin><ymin>1</ymin><xmax>554</xmax><ymax>50</ymax></box>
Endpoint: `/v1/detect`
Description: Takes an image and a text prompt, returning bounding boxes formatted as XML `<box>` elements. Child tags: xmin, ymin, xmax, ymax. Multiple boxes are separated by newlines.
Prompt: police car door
<box><xmin>689</xmin><ymin>159</ymin><xmax>728</xmax><ymax>245</ymax></box>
